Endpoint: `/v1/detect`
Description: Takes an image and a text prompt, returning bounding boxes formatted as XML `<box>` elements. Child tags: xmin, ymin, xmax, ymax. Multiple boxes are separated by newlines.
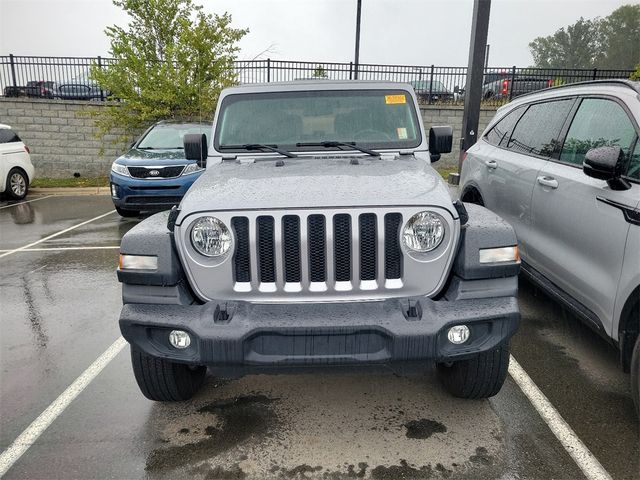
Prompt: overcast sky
<box><xmin>0</xmin><ymin>0</ymin><xmax>632</xmax><ymax>67</ymax></box>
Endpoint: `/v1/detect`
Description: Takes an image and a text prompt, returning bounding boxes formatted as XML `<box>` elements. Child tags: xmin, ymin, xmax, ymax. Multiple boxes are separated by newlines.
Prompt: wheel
<box><xmin>130</xmin><ymin>347</ymin><xmax>206</xmax><ymax>401</ymax></box>
<box><xmin>631</xmin><ymin>336</ymin><xmax>640</xmax><ymax>418</ymax></box>
<box><xmin>461</xmin><ymin>188</ymin><xmax>484</xmax><ymax>206</ymax></box>
<box><xmin>437</xmin><ymin>343</ymin><xmax>510</xmax><ymax>399</ymax></box>
<box><xmin>115</xmin><ymin>206</ymin><xmax>140</xmax><ymax>218</ymax></box>
<box><xmin>6</xmin><ymin>168</ymin><xmax>28</xmax><ymax>200</ymax></box>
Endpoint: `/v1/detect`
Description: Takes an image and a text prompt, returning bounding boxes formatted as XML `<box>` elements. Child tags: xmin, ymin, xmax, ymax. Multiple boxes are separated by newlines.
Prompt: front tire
<box><xmin>437</xmin><ymin>343</ymin><xmax>510</xmax><ymax>399</ymax></box>
<box><xmin>131</xmin><ymin>347</ymin><xmax>206</xmax><ymax>401</ymax></box>
<box><xmin>115</xmin><ymin>206</ymin><xmax>140</xmax><ymax>218</ymax></box>
<box><xmin>631</xmin><ymin>336</ymin><xmax>640</xmax><ymax>418</ymax></box>
<box><xmin>6</xmin><ymin>168</ymin><xmax>28</xmax><ymax>200</ymax></box>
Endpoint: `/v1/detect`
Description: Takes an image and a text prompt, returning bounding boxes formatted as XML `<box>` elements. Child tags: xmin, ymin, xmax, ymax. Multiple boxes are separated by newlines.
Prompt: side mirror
<box><xmin>184</xmin><ymin>133</ymin><xmax>208</xmax><ymax>168</ymax></box>
<box><xmin>583</xmin><ymin>146</ymin><xmax>630</xmax><ymax>191</ymax></box>
<box><xmin>428</xmin><ymin>125</ymin><xmax>453</xmax><ymax>163</ymax></box>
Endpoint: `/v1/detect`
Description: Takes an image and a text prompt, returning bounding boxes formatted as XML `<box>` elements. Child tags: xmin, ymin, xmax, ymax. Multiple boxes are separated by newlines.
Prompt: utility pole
<box><xmin>354</xmin><ymin>0</ymin><xmax>362</xmax><ymax>80</ymax></box>
<box><xmin>452</xmin><ymin>0</ymin><xmax>491</xmax><ymax>184</ymax></box>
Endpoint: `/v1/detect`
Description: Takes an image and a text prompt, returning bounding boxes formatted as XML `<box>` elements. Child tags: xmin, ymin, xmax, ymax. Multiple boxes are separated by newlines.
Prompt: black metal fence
<box><xmin>1</xmin><ymin>54</ymin><xmax>635</xmax><ymax>106</ymax></box>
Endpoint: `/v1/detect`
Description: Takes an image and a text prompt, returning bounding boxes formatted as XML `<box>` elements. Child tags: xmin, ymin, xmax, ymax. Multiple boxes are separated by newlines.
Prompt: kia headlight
<box><xmin>402</xmin><ymin>211</ymin><xmax>445</xmax><ymax>252</ymax></box>
<box><xmin>190</xmin><ymin>217</ymin><xmax>231</xmax><ymax>257</ymax></box>
<box><xmin>182</xmin><ymin>163</ymin><xmax>203</xmax><ymax>175</ymax></box>
<box><xmin>111</xmin><ymin>162</ymin><xmax>129</xmax><ymax>177</ymax></box>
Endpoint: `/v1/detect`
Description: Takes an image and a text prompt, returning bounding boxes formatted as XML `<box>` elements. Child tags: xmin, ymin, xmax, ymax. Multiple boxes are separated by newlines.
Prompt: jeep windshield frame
<box><xmin>214</xmin><ymin>89</ymin><xmax>423</xmax><ymax>154</ymax></box>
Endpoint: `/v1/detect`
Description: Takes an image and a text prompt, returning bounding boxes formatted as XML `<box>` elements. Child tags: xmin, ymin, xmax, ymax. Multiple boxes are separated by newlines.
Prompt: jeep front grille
<box><xmin>231</xmin><ymin>212</ymin><xmax>403</xmax><ymax>290</ymax></box>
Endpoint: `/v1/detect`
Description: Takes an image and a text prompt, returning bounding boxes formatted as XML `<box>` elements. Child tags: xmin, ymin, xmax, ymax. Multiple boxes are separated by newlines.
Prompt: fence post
<box><xmin>349</xmin><ymin>62</ymin><xmax>353</xmax><ymax>80</ymax></box>
<box><xmin>592</xmin><ymin>68</ymin><xmax>597</xmax><ymax>80</ymax></box>
<box><xmin>9</xmin><ymin>54</ymin><xmax>18</xmax><ymax>88</ymax></box>
<box><xmin>97</xmin><ymin>56</ymin><xmax>104</xmax><ymax>101</ymax></box>
<box><xmin>267</xmin><ymin>58</ymin><xmax>271</xmax><ymax>82</ymax></box>
<box><xmin>428</xmin><ymin>64</ymin><xmax>434</xmax><ymax>105</ymax></box>
<box><xmin>508</xmin><ymin>65</ymin><xmax>516</xmax><ymax>100</ymax></box>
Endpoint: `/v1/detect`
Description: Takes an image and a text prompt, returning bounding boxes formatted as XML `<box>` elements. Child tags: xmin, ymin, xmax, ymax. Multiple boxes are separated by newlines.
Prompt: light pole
<box><xmin>354</xmin><ymin>0</ymin><xmax>362</xmax><ymax>79</ymax></box>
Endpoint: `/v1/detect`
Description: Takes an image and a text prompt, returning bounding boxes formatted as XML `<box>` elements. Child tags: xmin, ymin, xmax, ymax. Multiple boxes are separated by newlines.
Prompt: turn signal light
<box><xmin>118</xmin><ymin>254</ymin><xmax>158</xmax><ymax>270</ymax></box>
<box><xmin>479</xmin><ymin>246</ymin><xmax>520</xmax><ymax>264</ymax></box>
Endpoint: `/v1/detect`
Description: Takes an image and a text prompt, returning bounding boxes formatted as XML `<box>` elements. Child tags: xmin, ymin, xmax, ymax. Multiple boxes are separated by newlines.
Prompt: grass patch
<box><xmin>434</xmin><ymin>164</ymin><xmax>459</xmax><ymax>179</ymax></box>
<box><xmin>31</xmin><ymin>176</ymin><xmax>110</xmax><ymax>188</ymax></box>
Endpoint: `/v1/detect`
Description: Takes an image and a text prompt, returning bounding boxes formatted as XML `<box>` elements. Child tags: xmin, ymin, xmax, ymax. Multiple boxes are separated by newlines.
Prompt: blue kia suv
<box><xmin>110</xmin><ymin>121</ymin><xmax>210</xmax><ymax>217</ymax></box>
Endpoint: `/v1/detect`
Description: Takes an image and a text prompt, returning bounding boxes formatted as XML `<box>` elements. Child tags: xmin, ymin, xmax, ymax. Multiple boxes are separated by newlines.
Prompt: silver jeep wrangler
<box><xmin>117</xmin><ymin>81</ymin><xmax>521</xmax><ymax>401</ymax></box>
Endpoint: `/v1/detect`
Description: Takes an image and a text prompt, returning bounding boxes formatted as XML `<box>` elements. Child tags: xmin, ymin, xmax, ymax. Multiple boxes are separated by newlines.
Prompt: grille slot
<box><xmin>384</xmin><ymin>213</ymin><xmax>403</xmax><ymax>279</ymax></box>
<box><xmin>232</xmin><ymin>217</ymin><xmax>250</xmax><ymax>282</ymax></box>
<box><xmin>359</xmin><ymin>213</ymin><xmax>377</xmax><ymax>281</ymax></box>
<box><xmin>257</xmin><ymin>216</ymin><xmax>276</xmax><ymax>283</ymax></box>
<box><xmin>334</xmin><ymin>214</ymin><xmax>352</xmax><ymax>282</ymax></box>
<box><xmin>308</xmin><ymin>215</ymin><xmax>326</xmax><ymax>282</ymax></box>
<box><xmin>282</xmin><ymin>215</ymin><xmax>301</xmax><ymax>283</ymax></box>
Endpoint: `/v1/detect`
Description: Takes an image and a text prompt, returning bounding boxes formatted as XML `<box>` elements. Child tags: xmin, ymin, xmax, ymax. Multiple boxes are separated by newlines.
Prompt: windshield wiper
<box><xmin>296</xmin><ymin>141</ymin><xmax>380</xmax><ymax>157</ymax></box>
<box><xmin>220</xmin><ymin>143</ymin><xmax>298</xmax><ymax>158</ymax></box>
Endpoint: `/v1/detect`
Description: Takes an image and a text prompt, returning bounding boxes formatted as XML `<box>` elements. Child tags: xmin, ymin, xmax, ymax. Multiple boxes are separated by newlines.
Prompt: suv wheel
<box><xmin>631</xmin><ymin>336</ymin><xmax>640</xmax><ymax>418</ymax></box>
<box><xmin>437</xmin><ymin>343</ymin><xmax>510</xmax><ymax>399</ymax></box>
<box><xmin>6</xmin><ymin>168</ymin><xmax>28</xmax><ymax>200</ymax></box>
<box><xmin>131</xmin><ymin>347</ymin><xmax>206</xmax><ymax>401</ymax></box>
<box><xmin>115</xmin><ymin>206</ymin><xmax>140</xmax><ymax>218</ymax></box>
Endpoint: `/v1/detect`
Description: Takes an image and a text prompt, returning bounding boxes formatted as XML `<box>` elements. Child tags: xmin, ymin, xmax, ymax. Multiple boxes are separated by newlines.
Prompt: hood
<box><xmin>118</xmin><ymin>148</ymin><xmax>191</xmax><ymax>166</ymax></box>
<box><xmin>178</xmin><ymin>154</ymin><xmax>456</xmax><ymax>219</ymax></box>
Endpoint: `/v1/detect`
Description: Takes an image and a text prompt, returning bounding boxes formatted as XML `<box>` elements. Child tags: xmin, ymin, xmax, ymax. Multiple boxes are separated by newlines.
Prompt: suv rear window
<box><xmin>506</xmin><ymin>99</ymin><xmax>574</xmax><ymax>157</ymax></box>
<box><xmin>484</xmin><ymin>107</ymin><xmax>524</xmax><ymax>147</ymax></box>
<box><xmin>0</xmin><ymin>129</ymin><xmax>21</xmax><ymax>144</ymax></box>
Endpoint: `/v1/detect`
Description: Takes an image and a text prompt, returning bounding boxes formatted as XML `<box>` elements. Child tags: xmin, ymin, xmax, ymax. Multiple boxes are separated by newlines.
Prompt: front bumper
<box><xmin>119</xmin><ymin>296</ymin><xmax>519</xmax><ymax>368</ymax></box>
<box><xmin>109</xmin><ymin>172</ymin><xmax>201</xmax><ymax>211</ymax></box>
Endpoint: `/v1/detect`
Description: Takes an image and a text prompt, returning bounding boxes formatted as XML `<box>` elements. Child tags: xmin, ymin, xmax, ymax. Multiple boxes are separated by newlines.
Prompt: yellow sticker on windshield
<box><xmin>385</xmin><ymin>94</ymin><xmax>406</xmax><ymax>104</ymax></box>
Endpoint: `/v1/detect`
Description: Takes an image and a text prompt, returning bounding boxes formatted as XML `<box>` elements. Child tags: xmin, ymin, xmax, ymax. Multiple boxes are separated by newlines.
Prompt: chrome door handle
<box><xmin>485</xmin><ymin>160</ymin><xmax>498</xmax><ymax>169</ymax></box>
<box><xmin>537</xmin><ymin>176</ymin><xmax>558</xmax><ymax>189</ymax></box>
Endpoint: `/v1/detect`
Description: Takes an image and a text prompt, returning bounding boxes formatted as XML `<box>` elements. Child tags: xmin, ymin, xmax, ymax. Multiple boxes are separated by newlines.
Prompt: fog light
<box><xmin>169</xmin><ymin>330</ymin><xmax>191</xmax><ymax>349</ymax></box>
<box><xmin>447</xmin><ymin>325</ymin><xmax>470</xmax><ymax>344</ymax></box>
<box><xmin>110</xmin><ymin>184</ymin><xmax>118</xmax><ymax>198</ymax></box>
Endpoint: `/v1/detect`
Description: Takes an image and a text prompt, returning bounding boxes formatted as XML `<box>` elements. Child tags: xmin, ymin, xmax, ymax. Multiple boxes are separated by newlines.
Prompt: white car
<box><xmin>0</xmin><ymin>124</ymin><xmax>34</xmax><ymax>200</ymax></box>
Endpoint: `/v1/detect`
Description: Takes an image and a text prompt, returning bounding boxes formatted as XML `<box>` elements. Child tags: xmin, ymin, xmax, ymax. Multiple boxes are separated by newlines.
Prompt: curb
<box><xmin>30</xmin><ymin>187</ymin><xmax>110</xmax><ymax>196</ymax></box>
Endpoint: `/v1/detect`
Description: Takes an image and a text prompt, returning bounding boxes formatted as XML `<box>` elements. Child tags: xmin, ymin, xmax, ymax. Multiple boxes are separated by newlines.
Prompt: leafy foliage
<box><xmin>90</xmin><ymin>0</ymin><xmax>247</xmax><ymax>141</ymax></box>
<box><xmin>630</xmin><ymin>64</ymin><xmax>640</xmax><ymax>80</ymax></box>
<box><xmin>529</xmin><ymin>4</ymin><xmax>639</xmax><ymax>69</ymax></box>
<box><xmin>312</xmin><ymin>65</ymin><xmax>328</xmax><ymax>78</ymax></box>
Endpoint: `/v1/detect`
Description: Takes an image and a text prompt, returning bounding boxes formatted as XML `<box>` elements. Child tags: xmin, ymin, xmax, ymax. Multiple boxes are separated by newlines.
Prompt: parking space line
<box><xmin>509</xmin><ymin>356</ymin><xmax>612</xmax><ymax>480</ymax></box>
<box><xmin>0</xmin><ymin>246</ymin><xmax>120</xmax><ymax>253</ymax></box>
<box><xmin>0</xmin><ymin>210</ymin><xmax>116</xmax><ymax>260</ymax></box>
<box><xmin>0</xmin><ymin>337</ymin><xmax>127</xmax><ymax>477</ymax></box>
<box><xmin>0</xmin><ymin>196</ymin><xmax>53</xmax><ymax>210</ymax></box>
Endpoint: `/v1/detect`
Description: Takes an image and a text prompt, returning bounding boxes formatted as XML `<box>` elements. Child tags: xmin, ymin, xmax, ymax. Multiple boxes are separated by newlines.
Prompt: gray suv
<box><xmin>117</xmin><ymin>81</ymin><xmax>522</xmax><ymax>402</ymax></box>
<box><xmin>459</xmin><ymin>80</ymin><xmax>640</xmax><ymax>414</ymax></box>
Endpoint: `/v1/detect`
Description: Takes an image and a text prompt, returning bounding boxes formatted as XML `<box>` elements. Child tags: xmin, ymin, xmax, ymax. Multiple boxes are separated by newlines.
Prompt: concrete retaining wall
<box><xmin>0</xmin><ymin>97</ymin><xmax>498</xmax><ymax>177</ymax></box>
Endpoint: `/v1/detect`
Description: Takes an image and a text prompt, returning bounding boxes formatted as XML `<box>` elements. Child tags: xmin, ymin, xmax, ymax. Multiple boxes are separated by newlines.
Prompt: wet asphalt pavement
<box><xmin>0</xmin><ymin>195</ymin><xmax>638</xmax><ymax>480</ymax></box>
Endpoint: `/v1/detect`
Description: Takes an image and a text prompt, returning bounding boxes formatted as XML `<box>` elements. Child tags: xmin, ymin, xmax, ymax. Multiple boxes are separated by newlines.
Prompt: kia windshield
<box><xmin>215</xmin><ymin>89</ymin><xmax>422</xmax><ymax>153</ymax></box>
<box><xmin>137</xmin><ymin>123</ymin><xmax>210</xmax><ymax>150</ymax></box>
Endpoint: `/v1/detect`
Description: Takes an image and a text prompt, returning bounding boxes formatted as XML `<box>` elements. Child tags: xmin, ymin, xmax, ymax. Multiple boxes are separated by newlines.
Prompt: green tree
<box><xmin>529</xmin><ymin>17</ymin><xmax>602</xmax><ymax>69</ymax></box>
<box><xmin>599</xmin><ymin>4</ymin><xmax>640</xmax><ymax>69</ymax></box>
<box><xmin>529</xmin><ymin>4</ymin><xmax>640</xmax><ymax>70</ymax></box>
<box><xmin>312</xmin><ymin>65</ymin><xmax>328</xmax><ymax>78</ymax></box>
<box><xmin>90</xmin><ymin>0</ymin><xmax>247</xmax><ymax>141</ymax></box>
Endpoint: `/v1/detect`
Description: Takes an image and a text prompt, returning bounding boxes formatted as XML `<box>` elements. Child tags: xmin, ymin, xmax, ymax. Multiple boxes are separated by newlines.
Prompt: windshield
<box><xmin>215</xmin><ymin>89</ymin><xmax>422</xmax><ymax>152</ymax></box>
<box><xmin>137</xmin><ymin>124</ymin><xmax>210</xmax><ymax>150</ymax></box>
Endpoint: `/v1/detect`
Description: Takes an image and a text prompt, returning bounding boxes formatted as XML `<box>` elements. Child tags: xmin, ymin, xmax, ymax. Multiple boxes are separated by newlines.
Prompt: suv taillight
<box><xmin>501</xmin><ymin>79</ymin><xmax>509</xmax><ymax>95</ymax></box>
<box><xmin>24</xmin><ymin>145</ymin><xmax>30</xmax><ymax>154</ymax></box>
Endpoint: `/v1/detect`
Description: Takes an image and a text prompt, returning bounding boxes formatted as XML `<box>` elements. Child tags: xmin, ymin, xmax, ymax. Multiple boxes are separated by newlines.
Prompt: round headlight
<box><xmin>403</xmin><ymin>211</ymin><xmax>445</xmax><ymax>252</ymax></box>
<box><xmin>190</xmin><ymin>217</ymin><xmax>231</xmax><ymax>257</ymax></box>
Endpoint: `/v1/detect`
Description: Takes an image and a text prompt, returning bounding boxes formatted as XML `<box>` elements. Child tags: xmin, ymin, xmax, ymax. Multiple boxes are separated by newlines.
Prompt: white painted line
<box><xmin>0</xmin><ymin>246</ymin><xmax>120</xmax><ymax>253</ymax></box>
<box><xmin>0</xmin><ymin>337</ymin><xmax>127</xmax><ymax>477</ymax></box>
<box><xmin>0</xmin><ymin>210</ymin><xmax>116</xmax><ymax>260</ymax></box>
<box><xmin>509</xmin><ymin>355</ymin><xmax>612</xmax><ymax>480</ymax></box>
<box><xmin>0</xmin><ymin>195</ymin><xmax>53</xmax><ymax>210</ymax></box>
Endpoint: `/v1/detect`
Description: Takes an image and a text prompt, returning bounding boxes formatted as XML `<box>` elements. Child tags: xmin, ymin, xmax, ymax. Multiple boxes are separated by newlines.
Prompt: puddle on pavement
<box><xmin>143</xmin><ymin>372</ymin><xmax>507</xmax><ymax>479</ymax></box>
